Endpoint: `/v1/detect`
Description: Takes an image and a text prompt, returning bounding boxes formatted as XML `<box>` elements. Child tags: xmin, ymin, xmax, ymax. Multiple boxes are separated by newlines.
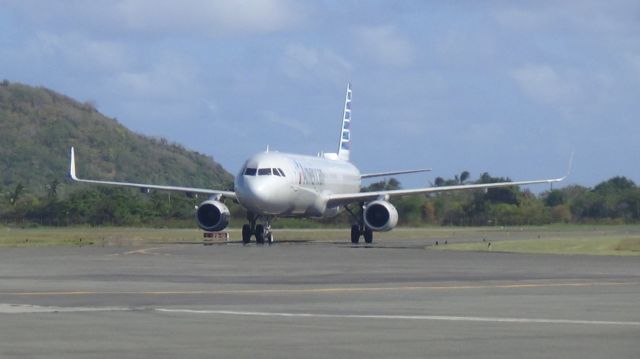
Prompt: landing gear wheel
<box><xmin>242</xmin><ymin>224</ymin><xmax>252</xmax><ymax>244</ymax></box>
<box><xmin>351</xmin><ymin>225</ymin><xmax>360</xmax><ymax>244</ymax></box>
<box><xmin>255</xmin><ymin>224</ymin><xmax>265</xmax><ymax>245</ymax></box>
<box><xmin>266</xmin><ymin>232</ymin><xmax>273</xmax><ymax>245</ymax></box>
<box><xmin>363</xmin><ymin>227</ymin><xmax>373</xmax><ymax>244</ymax></box>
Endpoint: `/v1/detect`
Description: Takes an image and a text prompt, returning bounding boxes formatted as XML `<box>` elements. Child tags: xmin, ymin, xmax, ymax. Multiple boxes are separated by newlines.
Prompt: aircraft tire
<box><xmin>255</xmin><ymin>224</ymin><xmax>265</xmax><ymax>245</ymax></box>
<box><xmin>364</xmin><ymin>228</ymin><xmax>373</xmax><ymax>244</ymax></box>
<box><xmin>242</xmin><ymin>224</ymin><xmax>252</xmax><ymax>244</ymax></box>
<box><xmin>351</xmin><ymin>225</ymin><xmax>360</xmax><ymax>244</ymax></box>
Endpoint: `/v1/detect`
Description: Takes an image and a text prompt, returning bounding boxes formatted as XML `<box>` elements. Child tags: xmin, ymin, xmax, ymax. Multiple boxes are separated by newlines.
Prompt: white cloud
<box><xmin>493</xmin><ymin>7</ymin><xmax>554</xmax><ymax>30</ymax></box>
<box><xmin>262</xmin><ymin>110</ymin><xmax>312</xmax><ymax>137</ymax></box>
<box><xmin>24</xmin><ymin>33</ymin><xmax>130</xmax><ymax>73</ymax></box>
<box><xmin>510</xmin><ymin>64</ymin><xmax>581</xmax><ymax>105</ymax></box>
<box><xmin>627</xmin><ymin>54</ymin><xmax>640</xmax><ymax>80</ymax></box>
<box><xmin>117</xmin><ymin>0</ymin><xmax>302</xmax><ymax>35</ymax></box>
<box><xmin>510</xmin><ymin>63</ymin><xmax>620</xmax><ymax>126</ymax></box>
<box><xmin>6</xmin><ymin>0</ymin><xmax>303</xmax><ymax>37</ymax></box>
<box><xmin>494</xmin><ymin>1</ymin><xmax>640</xmax><ymax>36</ymax></box>
<box><xmin>111</xmin><ymin>54</ymin><xmax>202</xmax><ymax>101</ymax></box>
<box><xmin>280</xmin><ymin>44</ymin><xmax>352</xmax><ymax>83</ymax></box>
<box><xmin>354</xmin><ymin>25</ymin><xmax>414</xmax><ymax>67</ymax></box>
<box><xmin>459</xmin><ymin>121</ymin><xmax>507</xmax><ymax>146</ymax></box>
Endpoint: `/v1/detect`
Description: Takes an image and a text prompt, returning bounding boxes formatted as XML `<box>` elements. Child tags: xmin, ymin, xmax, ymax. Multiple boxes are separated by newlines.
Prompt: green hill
<box><xmin>0</xmin><ymin>80</ymin><xmax>233</xmax><ymax>199</ymax></box>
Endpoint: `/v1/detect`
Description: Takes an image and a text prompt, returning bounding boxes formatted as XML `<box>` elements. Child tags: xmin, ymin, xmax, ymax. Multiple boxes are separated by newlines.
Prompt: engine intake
<box><xmin>363</xmin><ymin>200</ymin><xmax>398</xmax><ymax>232</ymax></box>
<box><xmin>196</xmin><ymin>200</ymin><xmax>230</xmax><ymax>232</ymax></box>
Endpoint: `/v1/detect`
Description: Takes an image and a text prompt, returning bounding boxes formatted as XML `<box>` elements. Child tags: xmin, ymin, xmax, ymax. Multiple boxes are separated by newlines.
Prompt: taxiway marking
<box><xmin>0</xmin><ymin>303</ymin><xmax>130</xmax><ymax>314</ymax></box>
<box><xmin>156</xmin><ymin>308</ymin><xmax>640</xmax><ymax>327</ymax></box>
<box><xmin>1</xmin><ymin>281</ymin><xmax>637</xmax><ymax>296</ymax></box>
<box><xmin>3</xmin><ymin>304</ymin><xmax>637</xmax><ymax>327</ymax></box>
<box><xmin>108</xmin><ymin>247</ymin><xmax>164</xmax><ymax>256</ymax></box>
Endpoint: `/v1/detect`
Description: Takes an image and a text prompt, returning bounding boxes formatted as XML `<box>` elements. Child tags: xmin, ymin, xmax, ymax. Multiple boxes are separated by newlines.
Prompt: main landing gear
<box><xmin>350</xmin><ymin>224</ymin><xmax>373</xmax><ymax>244</ymax></box>
<box><xmin>242</xmin><ymin>212</ymin><xmax>274</xmax><ymax>245</ymax></box>
<box><xmin>346</xmin><ymin>203</ymin><xmax>373</xmax><ymax>244</ymax></box>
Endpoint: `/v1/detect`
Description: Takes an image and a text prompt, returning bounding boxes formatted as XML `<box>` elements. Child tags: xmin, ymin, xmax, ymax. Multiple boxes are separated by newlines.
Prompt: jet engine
<box><xmin>196</xmin><ymin>200</ymin><xmax>230</xmax><ymax>232</ymax></box>
<box><xmin>363</xmin><ymin>200</ymin><xmax>398</xmax><ymax>232</ymax></box>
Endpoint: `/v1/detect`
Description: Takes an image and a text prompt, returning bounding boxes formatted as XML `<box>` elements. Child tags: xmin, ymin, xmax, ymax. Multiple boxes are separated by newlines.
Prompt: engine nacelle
<box><xmin>196</xmin><ymin>200</ymin><xmax>230</xmax><ymax>232</ymax></box>
<box><xmin>363</xmin><ymin>200</ymin><xmax>399</xmax><ymax>232</ymax></box>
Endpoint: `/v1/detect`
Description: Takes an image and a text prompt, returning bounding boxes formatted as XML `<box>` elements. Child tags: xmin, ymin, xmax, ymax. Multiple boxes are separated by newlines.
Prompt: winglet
<box><xmin>549</xmin><ymin>151</ymin><xmax>574</xmax><ymax>183</ymax></box>
<box><xmin>563</xmin><ymin>151</ymin><xmax>574</xmax><ymax>180</ymax></box>
<box><xmin>69</xmin><ymin>147</ymin><xmax>78</xmax><ymax>181</ymax></box>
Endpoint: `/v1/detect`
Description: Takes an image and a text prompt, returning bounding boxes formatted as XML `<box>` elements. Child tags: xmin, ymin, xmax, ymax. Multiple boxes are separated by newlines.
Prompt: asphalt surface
<box><xmin>0</xmin><ymin>238</ymin><xmax>638</xmax><ymax>358</ymax></box>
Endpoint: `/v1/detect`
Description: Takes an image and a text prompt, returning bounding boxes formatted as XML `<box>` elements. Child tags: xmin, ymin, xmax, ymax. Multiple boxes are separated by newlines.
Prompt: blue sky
<box><xmin>1</xmin><ymin>1</ymin><xmax>639</xmax><ymax>189</ymax></box>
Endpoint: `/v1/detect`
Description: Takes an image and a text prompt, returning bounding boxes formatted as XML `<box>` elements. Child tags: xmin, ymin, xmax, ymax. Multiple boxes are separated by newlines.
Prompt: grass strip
<box><xmin>435</xmin><ymin>236</ymin><xmax>640</xmax><ymax>256</ymax></box>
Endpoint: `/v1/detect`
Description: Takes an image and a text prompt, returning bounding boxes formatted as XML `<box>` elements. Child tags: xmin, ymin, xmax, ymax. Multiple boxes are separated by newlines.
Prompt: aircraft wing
<box><xmin>326</xmin><ymin>175</ymin><xmax>568</xmax><ymax>208</ymax></box>
<box><xmin>69</xmin><ymin>147</ymin><xmax>237</xmax><ymax>199</ymax></box>
<box><xmin>361</xmin><ymin>168</ymin><xmax>432</xmax><ymax>179</ymax></box>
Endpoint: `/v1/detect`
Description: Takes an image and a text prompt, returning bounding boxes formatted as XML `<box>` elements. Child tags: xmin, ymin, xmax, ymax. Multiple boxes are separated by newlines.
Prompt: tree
<box><xmin>8</xmin><ymin>183</ymin><xmax>24</xmax><ymax>206</ymax></box>
<box><xmin>362</xmin><ymin>178</ymin><xmax>401</xmax><ymax>192</ymax></box>
<box><xmin>393</xmin><ymin>196</ymin><xmax>424</xmax><ymax>225</ymax></box>
<box><xmin>594</xmin><ymin>176</ymin><xmax>635</xmax><ymax>194</ymax></box>
<box><xmin>434</xmin><ymin>177</ymin><xmax>445</xmax><ymax>187</ymax></box>
<box><xmin>544</xmin><ymin>190</ymin><xmax>565</xmax><ymax>207</ymax></box>
<box><xmin>421</xmin><ymin>201</ymin><xmax>437</xmax><ymax>223</ymax></box>
<box><xmin>475</xmin><ymin>173</ymin><xmax>519</xmax><ymax>205</ymax></box>
<box><xmin>628</xmin><ymin>190</ymin><xmax>640</xmax><ymax>220</ymax></box>
<box><xmin>550</xmin><ymin>204</ymin><xmax>572</xmax><ymax>223</ymax></box>
<box><xmin>460</xmin><ymin>171</ymin><xmax>470</xmax><ymax>184</ymax></box>
<box><xmin>46</xmin><ymin>179</ymin><xmax>59</xmax><ymax>200</ymax></box>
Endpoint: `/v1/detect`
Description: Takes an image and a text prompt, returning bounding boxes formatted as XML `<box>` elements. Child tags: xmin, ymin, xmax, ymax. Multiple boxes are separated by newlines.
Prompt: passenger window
<box><xmin>258</xmin><ymin>168</ymin><xmax>272</xmax><ymax>176</ymax></box>
<box><xmin>278</xmin><ymin>168</ymin><xmax>286</xmax><ymax>177</ymax></box>
<box><xmin>244</xmin><ymin>168</ymin><xmax>257</xmax><ymax>176</ymax></box>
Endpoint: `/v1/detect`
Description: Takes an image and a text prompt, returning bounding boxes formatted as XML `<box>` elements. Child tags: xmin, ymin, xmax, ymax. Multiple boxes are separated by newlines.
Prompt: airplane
<box><xmin>69</xmin><ymin>83</ymin><xmax>568</xmax><ymax>245</ymax></box>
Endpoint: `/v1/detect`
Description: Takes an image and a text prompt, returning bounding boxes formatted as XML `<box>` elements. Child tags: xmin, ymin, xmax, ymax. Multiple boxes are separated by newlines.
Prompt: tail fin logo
<box><xmin>337</xmin><ymin>82</ymin><xmax>352</xmax><ymax>161</ymax></box>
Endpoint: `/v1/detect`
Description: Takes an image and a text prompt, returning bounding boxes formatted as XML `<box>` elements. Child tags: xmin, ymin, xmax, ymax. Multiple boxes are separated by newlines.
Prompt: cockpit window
<box><xmin>277</xmin><ymin>168</ymin><xmax>286</xmax><ymax>177</ymax></box>
<box><xmin>273</xmin><ymin>168</ymin><xmax>282</xmax><ymax>177</ymax></box>
<box><xmin>258</xmin><ymin>168</ymin><xmax>272</xmax><ymax>176</ymax></box>
<box><xmin>244</xmin><ymin>168</ymin><xmax>257</xmax><ymax>176</ymax></box>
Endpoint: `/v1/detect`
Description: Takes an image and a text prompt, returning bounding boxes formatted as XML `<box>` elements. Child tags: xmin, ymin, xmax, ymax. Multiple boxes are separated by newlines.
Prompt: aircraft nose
<box><xmin>237</xmin><ymin>176</ymin><xmax>273</xmax><ymax>207</ymax></box>
<box><xmin>235</xmin><ymin>174</ymin><xmax>289</xmax><ymax>215</ymax></box>
<box><xmin>245</xmin><ymin>178</ymin><xmax>271</xmax><ymax>202</ymax></box>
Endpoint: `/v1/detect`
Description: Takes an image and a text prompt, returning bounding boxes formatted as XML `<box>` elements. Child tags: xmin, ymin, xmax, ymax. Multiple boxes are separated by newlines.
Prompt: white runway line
<box><xmin>0</xmin><ymin>303</ymin><xmax>131</xmax><ymax>314</ymax></box>
<box><xmin>4</xmin><ymin>303</ymin><xmax>638</xmax><ymax>327</ymax></box>
<box><xmin>156</xmin><ymin>308</ymin><xmax>640</xmax><ymax>327</ymax></box>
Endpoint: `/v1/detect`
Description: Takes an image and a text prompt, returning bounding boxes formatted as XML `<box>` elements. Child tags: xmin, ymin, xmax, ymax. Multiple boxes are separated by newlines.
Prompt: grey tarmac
<box><xmin>0</xmin><ymin>238</ymin><xmax>638</xmax><ymax>359</ymax></box>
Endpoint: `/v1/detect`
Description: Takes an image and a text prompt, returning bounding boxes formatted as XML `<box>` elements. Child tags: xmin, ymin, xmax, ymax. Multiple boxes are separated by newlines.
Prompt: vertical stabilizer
<box><xmin>337</xmin><ymin>82</ymin><xmax>352</xmax><ymax>161</ymax></box>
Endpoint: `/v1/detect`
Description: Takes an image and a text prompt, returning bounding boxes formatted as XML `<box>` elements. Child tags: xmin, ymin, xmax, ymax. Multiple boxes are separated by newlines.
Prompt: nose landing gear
<box><xmin>242</xmin><ymin>212</ymin><xmax>274</xmax><ymax>245</ymax></box>
<box><xmin>255</xmin><ymin>224</ymin><xmax>274</xmax><ymax>244</ymax></box>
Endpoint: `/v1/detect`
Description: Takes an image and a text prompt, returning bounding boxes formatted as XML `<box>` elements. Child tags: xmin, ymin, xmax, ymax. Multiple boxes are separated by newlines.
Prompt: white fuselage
<box><xmin>235</xmin><ymin>152</ymin><xmax>361</xmax><ymax>217</ymax></box>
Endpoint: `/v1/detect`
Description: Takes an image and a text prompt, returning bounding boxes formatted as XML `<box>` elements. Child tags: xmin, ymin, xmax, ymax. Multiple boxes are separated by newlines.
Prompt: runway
<box><xmin>0</xmin><ymin>239</ymin><xmax>638</xmax><ymax>358</ymax></box>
